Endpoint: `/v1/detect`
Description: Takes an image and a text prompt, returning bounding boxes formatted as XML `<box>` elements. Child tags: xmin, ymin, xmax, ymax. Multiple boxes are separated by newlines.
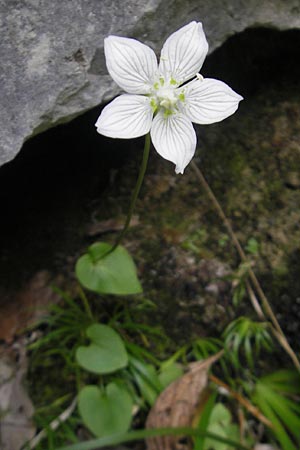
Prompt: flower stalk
<box><xmin>109</xmin><ymin>133</ymin><xmax>151</xmax><ymax>253</ymax></box>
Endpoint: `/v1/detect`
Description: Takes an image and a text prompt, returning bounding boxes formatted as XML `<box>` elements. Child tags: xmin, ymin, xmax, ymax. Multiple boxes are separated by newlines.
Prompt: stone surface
<box><xmin>1</xmin><ymin>0</ymin><xmax>300</xmax><ymax>166</ymax></box>
<box><xmin>0</xmin><ymin>345</ymin><xmax>35</xmax><ymax>450</ymax></box>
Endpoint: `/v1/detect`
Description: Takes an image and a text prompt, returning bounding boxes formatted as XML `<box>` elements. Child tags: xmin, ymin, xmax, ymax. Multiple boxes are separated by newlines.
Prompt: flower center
<box><xmin>150</xmin><ymin>77</ymin><xmax>184</xmax><ymax>117</ymax></box>
<box><xmin>156</xmin><ymin>87</ymin><xmax>178</xmax><ymax>110</ymax></box>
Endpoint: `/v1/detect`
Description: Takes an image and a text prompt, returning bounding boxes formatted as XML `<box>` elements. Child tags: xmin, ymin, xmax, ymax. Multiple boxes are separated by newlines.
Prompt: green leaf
<box><xmin>245</xmin><ymin>237</ymin><xmax>259</xmax><ymax>255</ymax></box>
<box><xmin>253</xmin><ymin>381</ymin><xmax>299</xmax><ymax>450</ymax></box>
<box><xmin>158</xmin><ymin>363</ymin><xmax>184</xmax><ymax>389</ymax></box>
<box><xmin>132</xmin><ymin>369</ymin><xmax>158</xmax><ymax>406</ymax></box>
<box><xmin>260</xmin><ymin>370</ymin><xmax>300</xmax><ymax>395</ymax></box>
<box><xmin>203</xmin><ymin>404</ymin><xmax>240</xmax><ymax>450</ymax></box>
<box><xmin>78</xmin><ymin>383</ymin><xmax>133</xmax><ymax>438</ymax></box>
<box><xmin>57</xmin><ymin>427</ymin><xmax>251</xmax><ymax>450</ymax></box>
<box><xmin>260</xmin><ymin>383</ymin><xmax>300</xmax><ymax>436</ymax></box>
<box><xmin>129</xmin><ymin>357</ymin><xmax>162</xmax><ymax>406</ymax></box>
<box><xmin>194</xmin><ymin>390</ymin><xmax>217</xmax><ymax>450</ymax></box>
<box><xmin>76</xmin><ymin>324</ymin><xmax>128</xmax><ymax>374</ymax></box>
<box><xmin>76</xmin><ymin>242</ymin><xmax>142</xmax><ymax>295</ymax></box>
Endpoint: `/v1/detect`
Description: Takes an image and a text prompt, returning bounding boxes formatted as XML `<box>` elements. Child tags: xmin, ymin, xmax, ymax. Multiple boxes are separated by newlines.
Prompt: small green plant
<box><xmin>227</xmin><ymin>262</ymin><xmax>253</xmax><ymax>307</ymax></box>
<box><xmin>181</xmin><ymin>228</ymin><xmax>208</xmax><ymax>254</ymax></box>
<box><xmin>223</xmin><ymin>317</ymin><xmax>273</xmax><ymax>369</ymax></box>
<box><xmin>192</xmin><ymin>337</ymin><xmax>224</xmax><ymax>360</ymax></box>
<box><xmin>198</xmin><ymin>403</ymin><xmax>240</xmax><ymax>450</ymax></box>
<box><xmin>250</xmin><ymin>370</ymin><xmax>300</xmax><ymax>450</ymax></box>
<box><xmin>245</xmin><ymin>237</ymin><xmax>259</xmax><ymax>255</ymax></box>
<box><xmin>27</xmin><ymin>284</ymin><xmax>300</xmax><ymax>450</ymax></box>
<box><xmin>218</xmin><ymin>234</ymin><xmax>229</xmax><ymax>248</ymax></box>
<box><xmin>74</xmin><ymin>321</ymin><xmax>161</xmax><ymax>436</ymax></box>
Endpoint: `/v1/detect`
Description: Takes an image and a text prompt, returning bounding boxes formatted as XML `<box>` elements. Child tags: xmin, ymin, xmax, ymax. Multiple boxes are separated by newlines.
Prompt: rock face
<box><xmin>1</xmin><ymin>0</ymin><xmax>300</xmax><ymax>166</ymax></box>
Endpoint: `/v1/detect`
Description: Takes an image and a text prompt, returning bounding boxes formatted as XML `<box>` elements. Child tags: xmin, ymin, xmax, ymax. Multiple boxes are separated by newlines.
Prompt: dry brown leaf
<box><xmin>86</xmin><ymin>215</ymin><xmax>139</xmax><ymax>237</ymax></box>
<box><xmin>0</xmin><ymin>271</ymin><xmax>62</xmax><ymax>343</ymax></box>
<box><xmin>146</xmin><ymin>351</ymin><xmax>223</xmax><ymax>450</ymax></box>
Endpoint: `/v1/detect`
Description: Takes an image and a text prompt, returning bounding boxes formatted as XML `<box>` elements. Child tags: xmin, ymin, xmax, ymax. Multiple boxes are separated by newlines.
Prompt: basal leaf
<box><xmin>78</xmin><ymin>383</ymin><xmax>133</xmax><ymax>437</ymax></box>
<box><xmin>203</xmin><ymin>404</ymin><xmax>240</xmax><ymax>450</ymax></box>
<box><xmin>76</xmin><ymin>242</ymin><xmax>142</xmax><ymax>295</ymax></box>
<box><xmin>76</xmin><ymin>324</ymin><xmax>128</xmax><ymax>374</ymax></box>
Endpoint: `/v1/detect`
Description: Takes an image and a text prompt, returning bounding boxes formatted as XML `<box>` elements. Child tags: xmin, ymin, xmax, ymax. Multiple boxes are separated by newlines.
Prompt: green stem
<box><xmin>78</xmin><ymin>285</ymin><xmax>94</xmax><ymax>321</ymax></box>
<box><xmin>110</xmin><ymin>133</ymin><xmax>151</xmax><ymax>253</ymax></box>
<box><xmin>56</xmin><ymin>427</ymin><xmax>250</xmax><ymax>450</ymax></box>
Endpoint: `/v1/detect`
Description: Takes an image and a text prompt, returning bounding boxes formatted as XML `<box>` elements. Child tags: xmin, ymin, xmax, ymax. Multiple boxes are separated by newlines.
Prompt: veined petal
<box><xmin>95</xmin><ymin>94</ymin><xmax>153</xmax><ymax>139</ymax></box>
<box><xmin>150</xmin><ymin>112</ymin><xmax>196</xmax><ymax>174</ymax></box>
<box><xmin>180</xmin><ymin>78</ymin><xmax>243</xmax><ymax>124</ymax></box>
<box><xmin>104</xmin><ymin>36</ymin><xmax>158</xmax><ymax>94</ymax></box>
<box><xmin>159</xmin><ymin>22</ymin><xmax>208</xmax><ymax>86</ymax></box>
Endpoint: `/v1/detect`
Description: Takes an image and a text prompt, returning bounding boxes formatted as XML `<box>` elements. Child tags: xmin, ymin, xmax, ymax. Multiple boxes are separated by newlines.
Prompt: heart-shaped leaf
<box><xmin>76</xmin><ymin>324</ymin><xmax>128</xmax><ymax>374</ymax></box>
<box><xmin>203</xmin><ymin>403</ymin><xmax>240</xmax><ymax>450</ymax></box>
<box><xmin>78</xmin><ymin>383</ymin><xmax>133</xmax><ymax>437</ymax></box>
<box><xmin>75</xmin><ymin>242</ymin><xmax>142</xmax><ymax>295</ymax></box>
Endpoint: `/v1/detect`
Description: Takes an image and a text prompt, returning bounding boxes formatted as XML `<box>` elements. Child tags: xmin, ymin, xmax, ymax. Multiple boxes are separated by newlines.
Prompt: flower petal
<box><xmin>95</xmin><ymin>94</ymin><xmax>153</xmax><ymax>139</ymax></box>
<box><xmin>150</xmin><ymin>112</ymin><xmax>196</xmax><ymax>174</ymax></box>
<box><xmin>104</xmin><ymin>36</ymin><xmax>158</xmax><ymax>94</ymax></box>
<box><xmin>180</xmin><ymin>78</ymin><xmax>243</xmax><ymax>124</ymax></box>
<box><xmin>159</xmin><ymin>22</ymin><xmax>208</xmax><ymax>86</ymax></box>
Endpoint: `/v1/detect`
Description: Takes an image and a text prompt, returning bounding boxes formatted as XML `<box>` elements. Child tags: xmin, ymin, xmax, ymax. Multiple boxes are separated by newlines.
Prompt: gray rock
<box><xmin>1</xmin><ymin>0</ymin><xmax>300</xmax><ymax>166</ymax></box>
<box><xmin>0</xmin><ymin>347</ymin><xmax>35</xmax><ymax>450</ymax></box>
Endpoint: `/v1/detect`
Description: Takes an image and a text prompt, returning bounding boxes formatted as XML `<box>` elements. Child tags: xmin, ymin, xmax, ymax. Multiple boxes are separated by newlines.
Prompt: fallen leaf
<box><xmin>0</xmin><ymin>271</ymin><xmax>62</xmax><ymax>343</ymax></box>
<box><xmin>86</xmin><ymin>216</ymin><xmax>139</xmax><ymax>237</ymax></box>
<box><xmin>146</xmin><ymin>351</ymin><xmax>223</xmax><ymax>450</ymax></box>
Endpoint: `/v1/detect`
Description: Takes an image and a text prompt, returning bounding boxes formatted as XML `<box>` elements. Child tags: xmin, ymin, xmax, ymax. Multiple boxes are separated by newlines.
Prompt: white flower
<box><xmin>95</xmin><ymin>21</ymin><xmax>243</xmax><ymax>174</ymax></box>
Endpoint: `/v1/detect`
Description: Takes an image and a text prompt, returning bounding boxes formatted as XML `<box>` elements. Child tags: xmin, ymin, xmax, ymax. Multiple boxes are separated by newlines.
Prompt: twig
<box><xmin>271</xmin><ymin>328</ymin><xmax>300</xmax><ymax>369</ymax></box>
<box><xmin>246</xmin><ymin>281</ymin><xmax>300</xmax><ymax>370</ymax></box>
<box><xmin>26</xmin><ymin>397</ymin><xmax>77</xmax><ymax>449</ymax></box>
<box><xmin>245</xmin><ymin>280</ymin><xmax>265</xmax><ymax>320</ymax></box>
<box><xmin>237</xmin><ymin>406</ymin><xmax>246</xmax><ymax>444</ymax></box>
<box><xmin>191</xmin><ymin>161</ymin><xmax>300</xmax><ymax>371</ymax></box>
<box><xmin>209</xmin><ymin>374</ymin><xmax>273</xmax><ymax>428</ymax></box>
